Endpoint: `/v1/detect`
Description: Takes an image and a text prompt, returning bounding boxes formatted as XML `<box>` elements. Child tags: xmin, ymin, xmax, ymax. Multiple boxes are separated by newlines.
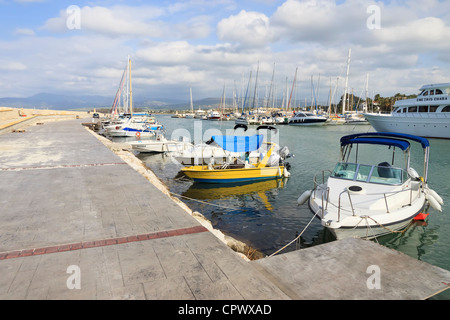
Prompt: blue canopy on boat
<box><xmin>340</xmin><ymin>132</ymin><xmax>430</xmax><ymax>150</ymax></box>
<box><xmin>212</xmin><ymin>134</ymin><xmax>263</xmax><ymax>152</ymax></box>
<box><xmin>342</xmin><ymin>137</ymin><xmax>410</xmax><ymax>151</ymax></box>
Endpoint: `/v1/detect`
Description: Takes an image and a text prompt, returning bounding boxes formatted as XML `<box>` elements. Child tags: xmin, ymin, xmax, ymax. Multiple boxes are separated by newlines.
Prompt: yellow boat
<box><xmin>181</xmin><ymin>139</ymin><xmax>289</xmax><ymax>183</ymax></box>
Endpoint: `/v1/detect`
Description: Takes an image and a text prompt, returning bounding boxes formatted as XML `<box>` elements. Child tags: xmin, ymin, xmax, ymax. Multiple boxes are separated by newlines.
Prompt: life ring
<box><xmin>135</xmin><ymin>131</ymin><xmax>141</xmax><ymax>138</ymax></box>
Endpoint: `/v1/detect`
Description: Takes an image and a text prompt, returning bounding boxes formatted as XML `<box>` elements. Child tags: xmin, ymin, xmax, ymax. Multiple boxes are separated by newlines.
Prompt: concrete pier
<box><xmin>0</xmin><ymin>117</ymin><xmax>449</xmax><ymax>300</ymax></box>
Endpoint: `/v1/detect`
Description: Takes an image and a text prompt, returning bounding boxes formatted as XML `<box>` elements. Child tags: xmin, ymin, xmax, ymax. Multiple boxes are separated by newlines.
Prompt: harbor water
<box><xmin>119</xmin><ymin>114</ymin><xmax>449</xmax><ymax>296</ymax></box>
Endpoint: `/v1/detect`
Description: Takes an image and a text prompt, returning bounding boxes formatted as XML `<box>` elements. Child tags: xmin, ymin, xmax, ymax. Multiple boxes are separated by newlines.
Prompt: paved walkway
<box><xmin>0</xmin><ymin>118</ymin><xmax>289</xmax><ymax>300</ymax></box>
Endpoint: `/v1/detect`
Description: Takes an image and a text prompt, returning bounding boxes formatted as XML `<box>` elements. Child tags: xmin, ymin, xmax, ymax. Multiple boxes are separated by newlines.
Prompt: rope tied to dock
<box><xmin>357</xmin><ymin>215</ymin><xmax>414</xmax><ymax>243</ymax></box>
<box><xmin>169</xmin><ymin>192</ymin><xmax>243</xmax><ymax>211</ymax></box>
<box><xmin>269</xmin><ymin>208</ymin><xmax>321</xmax><ymax>257</ymax></box>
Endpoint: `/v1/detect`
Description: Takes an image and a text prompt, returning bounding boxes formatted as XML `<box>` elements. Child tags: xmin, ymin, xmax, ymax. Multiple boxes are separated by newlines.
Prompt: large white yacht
<box><xmin>364</xmin><ymin>83</ymin><xmax>450</xmax><ymax>139</ymax></box>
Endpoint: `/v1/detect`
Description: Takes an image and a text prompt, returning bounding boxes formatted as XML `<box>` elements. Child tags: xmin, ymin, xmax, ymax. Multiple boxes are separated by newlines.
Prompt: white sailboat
<box><xmin>105</xmin><ymin>56</ymin><xmax>163</xmax><ymax>137</ymax></box>
<box><xmin>185</xmin><ymin>86</ymin><xmax>195</xmax><ymax>119</ymax></box>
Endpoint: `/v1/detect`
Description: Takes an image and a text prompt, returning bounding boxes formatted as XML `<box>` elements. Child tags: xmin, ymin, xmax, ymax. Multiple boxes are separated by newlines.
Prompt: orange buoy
<box><xmin>413</xmin><ymin>213</ymin><xmax>429</xmax><ymax>221</ymax></box>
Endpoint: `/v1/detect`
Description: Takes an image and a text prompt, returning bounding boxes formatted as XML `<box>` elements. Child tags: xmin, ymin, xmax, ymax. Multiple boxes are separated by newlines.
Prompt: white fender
<box><xmin>427</xmin><ymin>188</ymin><xmax>444</xmax><ymax>205</ymax></box>
<box><xmin>408</xmin><ymin>167</ymin><xmax>420</xmax><ymax>179</ymax></box>
<box><xmin>297</xmin><ymin>190</ymin><xmax>311</xmax><ymax>205</ymax></box>
<box><xmin>426</xmin><ymin>193</ymin><xmax>442</xmax><ymax>212</ymax></box>
<box><xmin>283</xmin><ymin>168</ymin><xmax>290</xmax><ymax>178</ymax></box>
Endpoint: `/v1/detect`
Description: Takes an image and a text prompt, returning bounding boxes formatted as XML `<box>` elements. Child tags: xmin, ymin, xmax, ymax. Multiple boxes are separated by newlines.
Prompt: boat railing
<box><xmin>313</xmin><ymin>170</ymin><xmax>332</xmax><ymax>189</ymax></box>
<box><xmin>334</xmin><ymin>184</ymin><xmax>422</xmax><ymax>222</ymax></box>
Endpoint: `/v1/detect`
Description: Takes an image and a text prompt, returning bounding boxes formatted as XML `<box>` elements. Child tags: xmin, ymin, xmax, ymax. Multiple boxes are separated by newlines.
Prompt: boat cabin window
<box><xmin>393</xmin><ymin>107</ymin><xmax>402</xmax><ymax>113</ymax></box>
<box><xmin>423</xmin><ymin>91</ymin><xmax>428</xmax><ymax>96</ymax></box>
<box><xmin>443</xmin><ymin>105</ymin><xmax>450</xmax><ymax>112</ymax></box>
<box><xmin>408</xmin><ymin>106</ymin><xmax>417</xmax><ymax>113</ymax></box>
<box><xmin>429</xmin><ymin>105</ymin><xmax>438</xmax><ymax>112</ymax></box>
<box><xmin>436</xmin><ymin>89</ymin><xmax>443</xmax><ymax>94</ymax></box>
<box><xmin>430</xmin><ymin>90</ymin><xmax>435</xmax><ymax>95</ymax></box>
<box><xmin>418</xmin><ymin>106</ymin><xmax>428</xmax><ymax>112</ymax></box>
<box><xmin>331</xmin><ymin>162</ymin><xmax>404</xmax><ymax>185</ymax></box>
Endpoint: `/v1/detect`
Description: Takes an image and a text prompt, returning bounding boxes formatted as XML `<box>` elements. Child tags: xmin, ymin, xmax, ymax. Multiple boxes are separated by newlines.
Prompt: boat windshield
<box><xmin>331</xmin><ymin>162</ymin><xmax>406</xmax><ymax>185</ymax></box>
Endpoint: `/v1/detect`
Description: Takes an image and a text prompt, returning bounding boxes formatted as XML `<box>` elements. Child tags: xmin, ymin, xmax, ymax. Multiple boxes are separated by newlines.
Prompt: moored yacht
<box><xmin>207</xmin><ymin>110</ymin><xmax>222</xmax><ymax>121</ymax></box>
<box><xmin>288</xmin><ymin>111</ymin><xmax>327</xmax><ymax>126</ymax></box>
<box><xmin>364</xmin><ymin>83</ymin><xmax>450</xmax><ymax>139</ymax></box>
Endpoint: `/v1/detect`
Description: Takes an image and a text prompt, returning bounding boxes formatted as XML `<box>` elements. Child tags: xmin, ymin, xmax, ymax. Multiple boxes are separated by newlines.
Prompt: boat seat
<box><xmin>377</xmin><ymin>162</ymin><xmax>395</xmax><ymax>178</ymax></box>
<box><xmin>377</xmin><ymin>162</ymin><xmax>402</xmax><ymax>183</ymax></box>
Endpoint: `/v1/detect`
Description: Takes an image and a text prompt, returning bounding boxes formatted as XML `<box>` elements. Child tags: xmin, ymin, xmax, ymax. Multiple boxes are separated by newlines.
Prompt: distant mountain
<box><xmin>0</xmin><ymin>93</ymin><xmax>188</xmax><ymax>111</ymax></box>
<box><xmin>0</xmin><ymin>92</ymin><xmax>225</xmax><ymax>111</ymax></box>
<box><xmin>0</xmin><ymin>93</ymin><xmax>111</xmax><ymax>110</ymax></box>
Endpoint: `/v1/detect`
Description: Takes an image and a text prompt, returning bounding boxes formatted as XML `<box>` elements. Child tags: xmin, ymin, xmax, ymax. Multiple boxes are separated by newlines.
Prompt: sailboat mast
<box><xmin>365</xmin><ymin>73</ymin><xmax>369</xmax><ymax>112</ymax></box>
<box><xmin>287</xmin><ymin>67</ymin><xmax>298</xmax><ymax>111</ymax></box>
<box><xmin>128</xmin><ymin>56</ymin><xmax>133</xmax><ymax>116</ymax></box>
<box><xmin>342</xmin><ymin>48</ymin><xmax>351</xmax><ymax>114</ymax></box>
<box><xmin>190</xmin><ymin>86</ymin><xmax>193</xmax><ymax>113</ymax></box>
<box><xmin>252</xmin><ymin>61</ymin><xmax>259</xmax><ymax>112</ymax></box>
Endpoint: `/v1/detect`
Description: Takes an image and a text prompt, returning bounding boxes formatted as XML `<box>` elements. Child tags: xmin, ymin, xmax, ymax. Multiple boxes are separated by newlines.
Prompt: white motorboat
<box><xmin>129</xmin><ymin>135</ymin><xmax>191</xmax><ymax>153</ymax></box>
<box><xmin>364</xmin><ymin>83</ymin><xmax>450</xmax><ymax>139</ymax></box>
<box><xmin>194</xmin><ymin>108</ymin><xmax>207</xmax><ymax>119</ymax></box>
<box><xmin>105</xmin><ymin>115</ymin><xmax>163</xmax><ymax>137</ymax></box>
<box><xmin>207</xmin><ymin>110</ymin><xmax>222</xmax><ymax>121</ymax></box>
<box><xmin>235</xmin><ymin>114</ymin><xmax>262</xmax><ymax>126</ymax></box>
<box><xmin>288</xmin><ymin>111</ymin><xmax>327</xmax><ymax>126</ymax></box>
<box><xmin>343</xmin><ymin>112</ymin><xmax>369</xmax><ymax>125</ymax></box>
<box><xmin>298</xmin><ymin>132</ymin><xmax>443</xmax><ymax>240</ymax></box>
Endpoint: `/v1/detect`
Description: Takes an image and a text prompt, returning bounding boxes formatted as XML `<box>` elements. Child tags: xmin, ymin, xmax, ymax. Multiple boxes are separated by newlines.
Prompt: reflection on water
<box><xmin>183</xmin><ymin>179</ymin><xmax>288</xmax><ymax>211</ymax></box>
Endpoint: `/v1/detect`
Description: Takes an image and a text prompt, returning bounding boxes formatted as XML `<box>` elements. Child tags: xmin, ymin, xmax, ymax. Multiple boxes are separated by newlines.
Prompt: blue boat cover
<box><xmin>340</xmin><ymin>132</ymin><xmax>430</xmax><ymax>149</ymax></box>
<box><xmin>212</xmin><ymin>134</ymin><xmax>263</xmax><ymax>152</ymax></box>
<box><xmin>342</xmin><ymin>137</ymin><xmax>410</xmax><ymax>151</ymax></box>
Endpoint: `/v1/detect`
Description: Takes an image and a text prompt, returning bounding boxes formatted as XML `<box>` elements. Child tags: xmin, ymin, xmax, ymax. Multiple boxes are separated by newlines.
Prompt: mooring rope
<box><xmin>269</xmin><ymin>209</ymin><xmax>321</xmax><ymax>257</ymax></box>
<box><xmin>169</xmin><ymin>192</ymin><xmax>242</xmax><ymax>211</ymax></box>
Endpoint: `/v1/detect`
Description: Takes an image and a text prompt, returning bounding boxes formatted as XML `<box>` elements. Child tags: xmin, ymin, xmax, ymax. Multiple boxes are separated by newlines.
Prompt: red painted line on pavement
<box><xmin>0</xmin><ymin>162</ymin><xmax>128</xmax><ymax>171</ymax></box>
<box><xmin>0</xmin><ymin>225</ymin><xmax>208</xmax><ymax>260</ymax></box>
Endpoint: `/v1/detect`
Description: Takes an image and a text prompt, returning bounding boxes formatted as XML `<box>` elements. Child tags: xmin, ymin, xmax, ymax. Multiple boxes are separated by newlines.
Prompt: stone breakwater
<box><xmin>0</xmin><ymin>107</ymin><xmax>91</xmax><ymax>133</ymax></box>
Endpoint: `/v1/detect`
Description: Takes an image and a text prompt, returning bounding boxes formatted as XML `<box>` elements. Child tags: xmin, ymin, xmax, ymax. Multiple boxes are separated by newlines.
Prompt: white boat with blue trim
<box><xmin>298</xmin><ymin>132</ymin><xmax>443</xmax><ymax>240</ymax></box>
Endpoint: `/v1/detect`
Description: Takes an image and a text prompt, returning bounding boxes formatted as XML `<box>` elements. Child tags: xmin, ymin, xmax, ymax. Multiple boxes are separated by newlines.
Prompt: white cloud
<box><xmin>13</xmin><ymin>28</ymin><xmax>35</xmax><ymax>36</ymax></box>
<box><xmin>0</xmin><ymin>60</ymin><xmax>27</xmax><ymax>71</ymax></box>
<box><xmin>217</xmin><ymin>10</ymin><xmax>272</xmax><ymax>47</ymax></box>
<box><xmin>375</xmin><ymin>17</ymin><xmax>450</xmax><ymax>49</ymax></box>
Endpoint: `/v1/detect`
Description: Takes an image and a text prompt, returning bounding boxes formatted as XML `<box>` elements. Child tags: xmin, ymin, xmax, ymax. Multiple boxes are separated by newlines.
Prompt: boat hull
<box><xmin>182</xmin><ymin>165</ymin><xmax>285</xmax><ymax>183</ymax></box>
<box><xmin>130</xmin><ymin>141</ymin><xmax>191</xmax><ymax>153</ymax></box>
<box><xmin>308</xmin><ymin>181</ymin><xmax>426</xmax><ymax>240</ymax></box>
<box><xmin>364</xmin><ymin>113</ymin><xmax>450</xmax><ymax>139</ymax></box>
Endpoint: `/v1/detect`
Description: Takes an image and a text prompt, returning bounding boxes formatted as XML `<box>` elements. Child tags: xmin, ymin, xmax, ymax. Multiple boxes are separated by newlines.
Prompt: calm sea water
<box><xmin>124</xmin><ymin>114</ymin><xmax>449</xmax><ymax>298</ymax></box>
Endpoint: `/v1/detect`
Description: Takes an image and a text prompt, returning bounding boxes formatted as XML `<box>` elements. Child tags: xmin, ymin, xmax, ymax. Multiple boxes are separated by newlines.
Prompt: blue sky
<box><xmin>1</xmin><ymin>0</ymin><xmax>449</xmax><ymax>104</ymax></box>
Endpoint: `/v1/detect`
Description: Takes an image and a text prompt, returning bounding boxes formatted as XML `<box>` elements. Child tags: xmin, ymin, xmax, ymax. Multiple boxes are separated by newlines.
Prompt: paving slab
<box><xmin>253</xmin><ymin>237</ymin><xmax>450</xmax><ymax>300</ymax></box>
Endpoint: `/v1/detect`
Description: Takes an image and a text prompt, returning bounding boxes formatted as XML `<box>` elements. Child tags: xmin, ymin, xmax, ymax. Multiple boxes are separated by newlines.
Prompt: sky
<box><xmin>1</xmin><ymin>0</ymin><xmax>449</xmax><ymax>106</ymax></box>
